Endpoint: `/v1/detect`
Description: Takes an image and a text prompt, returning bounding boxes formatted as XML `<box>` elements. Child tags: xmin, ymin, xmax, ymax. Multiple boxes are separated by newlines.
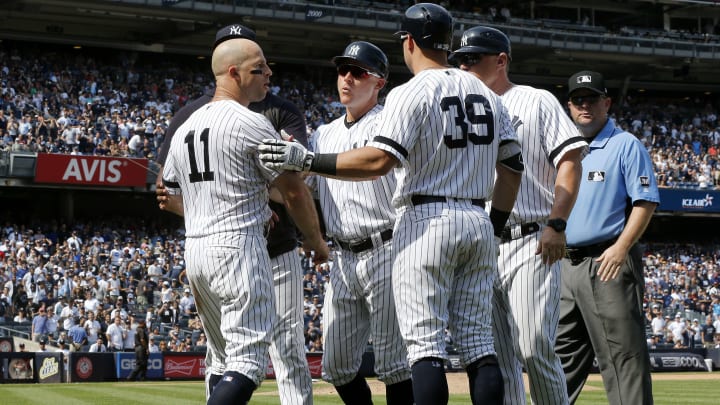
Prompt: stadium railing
<box><xmin>102</xmin><ymin>0</ymin><xmax>720</xmax><ymax>60</ymax></box>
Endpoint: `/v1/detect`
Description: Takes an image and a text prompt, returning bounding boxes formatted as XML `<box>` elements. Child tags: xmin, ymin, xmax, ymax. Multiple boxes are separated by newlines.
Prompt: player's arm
<box><xmin>270</xmin><ymin>171</ymin><xmax>329</xmax><ymax>262</ymax></box>
<box><xmin>259</xmin><ymin>140</ymin><xmax>397</xmax><ymax>179</ymax></box>
<box><xmin>489</xmin><ymin>140</ymin><xmax>523</xmax><ymax>239</ymax></box>
<box><xmin>537</xmin><ymin>147</ymin><xmax>583</xmax><ymax>264</ymax></box>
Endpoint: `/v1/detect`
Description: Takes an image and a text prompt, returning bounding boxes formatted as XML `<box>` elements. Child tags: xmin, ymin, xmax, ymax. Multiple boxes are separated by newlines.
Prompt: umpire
<box><xmin>127</xmin><ymin>319</ymin><xmax>149</xmax><ymax>381</ymax></box>
<box><xmin>555</xmin><ymin>70</ymin><xmax>658</xmax><ymax>405</ymax></box>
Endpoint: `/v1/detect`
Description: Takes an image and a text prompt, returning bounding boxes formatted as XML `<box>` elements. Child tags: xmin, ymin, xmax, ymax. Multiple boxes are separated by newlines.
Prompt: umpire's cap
<box><xmin>394</xmin><ymin>3</ymin><xmax>453</xmax><ymax>51</ymax></box>
<box><xmin>213</xmin><ymin>23</ymin><xmax>257</xmax><ymax>50</ymax></box>
<box><xmin>449</xmin><ymin>26</ymin><xmax>512</xmax><ymax>62</ymax></box>
<box><xmin>331</xmin><ymin>41</ymin><xmax>389</xmax><ymax>79</ymax></box>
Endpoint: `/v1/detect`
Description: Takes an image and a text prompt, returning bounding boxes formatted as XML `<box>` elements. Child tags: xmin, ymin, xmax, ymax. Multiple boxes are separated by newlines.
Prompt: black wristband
<box><xmin>309</xmin><ymin>153</ymin><xmax>338</xmax><ymax>176</ymax></box>
<box><xmin>489</xmin><ymin>207</ymin><xmax>511</xmax><ymax>238</ymax></box>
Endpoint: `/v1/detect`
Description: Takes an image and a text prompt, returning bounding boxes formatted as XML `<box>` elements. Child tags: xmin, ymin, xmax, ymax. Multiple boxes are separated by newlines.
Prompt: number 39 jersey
<box><xmin>367</xmin><ymin>68</ymin><xmax>517</xmax><ymax>208</ymax></box>
<box><xmin>162</xmin><ymin>100</ymin><xmax>281</xmax><ymax>239</ymax></box>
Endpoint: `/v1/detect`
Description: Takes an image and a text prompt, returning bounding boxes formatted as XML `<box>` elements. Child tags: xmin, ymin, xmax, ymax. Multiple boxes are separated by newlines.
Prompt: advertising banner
<box><xmin>163</xmin><ymin>352</ymin><xmax>205</xmax><ymax>379</ymax></box>
<box><xmin>36</xmin><ymin>352</ymin><xmax>63</xmax><ymax>383</ymax></box>
<box><xmin>116</xmin><ymin>352</ymin><xmax>164</xmax><ymax>379</ymax></box>
<box><xmin>648</xmin><ymin>351</ymin><xmax>710</xmax><ymax>371</ymax></box>
<box><xmin>0</xmin><ymin>337</ymin><xmax>14</xmax><ymax>353</ymax></box>
<box><xmin>34</xmin><ymin>153</ymin><xmax>148</xmax><ymax>187</ymax></box>
<box><xmin>658</xmin><ymin>188</ymin><xmax>720</xmax><ymax>213</ymax></box>
<box><xmin>68</xmin><ymin>352</ymin><xmax>117</xmax><ymax>382</ymax></box>
<box><xmin>0</xmin><ymin>352</ymin><xmax>35</xmax><ymax>382</ymax></box>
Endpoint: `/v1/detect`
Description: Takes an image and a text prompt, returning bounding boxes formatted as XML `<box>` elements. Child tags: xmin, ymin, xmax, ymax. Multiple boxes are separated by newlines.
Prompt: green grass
<box><xmin>0</xmin><ymin>375</ymin><xmax>716</xmax><ymax>404</ymax></box>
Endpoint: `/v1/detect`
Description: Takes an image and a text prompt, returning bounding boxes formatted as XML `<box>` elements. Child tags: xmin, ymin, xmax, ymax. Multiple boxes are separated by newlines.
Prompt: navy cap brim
<box><xmin>331</xmin><ymin>57</ymin><xmax>385</xmax><ymax>78</ymax></box>
<box><xmin>213</xmin><ymin>24</ymin><xmax>257</xmax><ymax>50</ymax></box>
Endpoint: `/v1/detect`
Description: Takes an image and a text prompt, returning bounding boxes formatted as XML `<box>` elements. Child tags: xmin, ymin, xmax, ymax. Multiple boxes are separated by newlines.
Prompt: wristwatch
<box><xmin>547</xmin><ymin>218</ymin><xmax>567</xmax><ymax>232</ymax></box>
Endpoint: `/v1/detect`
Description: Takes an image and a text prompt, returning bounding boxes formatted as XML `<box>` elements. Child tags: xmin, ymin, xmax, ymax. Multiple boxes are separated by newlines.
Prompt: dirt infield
<box><xmin>315</xmin><ymin>372</ymin><xmax>720</xmax><ymax>396</ymax></box>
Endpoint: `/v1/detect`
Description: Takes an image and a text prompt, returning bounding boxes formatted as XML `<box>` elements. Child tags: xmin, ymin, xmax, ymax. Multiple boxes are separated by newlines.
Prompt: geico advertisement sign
<box><xmin>35</xmin><ymin>153</ymin><xmax>148</xmax><ymax>186</ymax></box>
<box><xmin>120</xmin><ymin>358</ymin><xmax>163</xmax><ymax>370</ymax></box>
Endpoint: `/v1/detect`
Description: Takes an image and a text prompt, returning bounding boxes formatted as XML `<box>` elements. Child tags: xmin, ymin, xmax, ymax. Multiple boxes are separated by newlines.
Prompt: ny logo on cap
<box><xmin>229</xmin><ymin>25</ymin><xmax>243</xmax><ymax>35</ymax></box>
<box><xmin>577</xmin><ymin>75</ymin><xmax>592</xmax><ymax>84</ymax></box>
<box><xmin>347</xmin><ymin>45</ymin><xmax>360</xmax><ymax>56</ymax></box>
<box><xmin>460</xmin><ymin>35</ymin><xmax>469</xmax><ymax>47</ymax></box>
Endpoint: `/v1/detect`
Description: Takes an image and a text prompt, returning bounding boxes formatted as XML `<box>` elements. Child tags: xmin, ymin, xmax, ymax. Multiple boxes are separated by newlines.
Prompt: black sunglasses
<box><xmin>337</xmin><ymin>65</ymin><xmax>380</xmax><ymax>79</ymax></box>
<box><xmin>570</xmin><ymin>95</ymin><xmax>603</xmax><ymax>106</ymax></box>
<box><xmin>455</xmin><ymin>54</ymin><xmax>483</xmax><ymax>67</ymax></box>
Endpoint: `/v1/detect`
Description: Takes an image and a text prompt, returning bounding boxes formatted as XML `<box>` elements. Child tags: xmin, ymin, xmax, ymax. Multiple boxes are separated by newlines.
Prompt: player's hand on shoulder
<box><xmin>258</xmin><ymin>138</ymin><xmax>315</xmax><ymax>172</ymax></box>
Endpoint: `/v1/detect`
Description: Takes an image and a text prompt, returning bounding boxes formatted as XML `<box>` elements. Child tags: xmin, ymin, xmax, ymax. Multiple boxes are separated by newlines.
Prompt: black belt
<box><xmin>335</xmin><ymin>229</ymin><xmax>393</xmax><ymax>254</ymax></box>
<box><xmin>500</xmin><ymin>222</ymin><xmax>541</xmax><ymax>243</ymax></box>
<box><xmin>565</xmin><ymin>238</ymin><xmax>618</xmax><ymax>264</ymax></box>
<box><xmin>411</xmin><ymin>195</ymin><xmax>485</xmax><ymax>209</ymax></box>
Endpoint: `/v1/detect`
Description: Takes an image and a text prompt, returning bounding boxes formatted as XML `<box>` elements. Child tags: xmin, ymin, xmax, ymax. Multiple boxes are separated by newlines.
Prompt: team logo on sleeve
<box><xmin>588</xmin><ymin>171</ymin><xmax>605</xmax><ymax>182</ymax></box>
<box><xmin>511</xmin><ymin>116</ymin><xmax>523</xmax><ymax>131</ymax></box>
<box><xmin>640</xmin><ymin>176</ymin><xmax>650</xmax><ymax>187</ymax></box>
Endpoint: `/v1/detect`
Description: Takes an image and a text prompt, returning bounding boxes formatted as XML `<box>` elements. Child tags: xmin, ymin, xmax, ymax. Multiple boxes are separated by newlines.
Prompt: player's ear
<box><xmin>375</xmin><ymin>78</ymin><xmax>386</xmax><ymax>91</ymax></box>
<box><xmin>497</xmin><ymin>53</ymin><xmax>508</xmax><ymax>69</ymax></box>
<box><xmin>228</xmin><ymin>64</ymin><xmax>241</xmax><ymax>81</ymax></box>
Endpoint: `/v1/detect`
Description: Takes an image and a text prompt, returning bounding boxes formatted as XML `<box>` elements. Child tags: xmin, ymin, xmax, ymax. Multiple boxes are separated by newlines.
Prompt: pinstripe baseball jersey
<box><xmin>162</xmin><ymin>100</ymin><xmax>281</xmax><ymax>238</ymax></box>
<box><xmin>367</xmin><ymin>68</ymin><xmax>516</xmax><ymax>207</ymax></box>
<box><xmin>308</xmin><ymin>105</ymin><xmax>396</xmax><ymax>240</ymax></box>
<box><xmin>500</xmin><ymin>85</ymin><xmax>587</xmax><ymax>225</ymax></box>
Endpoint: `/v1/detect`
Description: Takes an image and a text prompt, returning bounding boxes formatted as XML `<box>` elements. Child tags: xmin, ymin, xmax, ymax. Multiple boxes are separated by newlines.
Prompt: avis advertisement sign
<box><xmin>116</xmin><ymin>352</ymin><xmax>164</xmax><ymax>379</ymax></box>
<box><xmin>34</xmin><ymin>153</ymin><xmax>148</xmax><ymax>187</ymax></box>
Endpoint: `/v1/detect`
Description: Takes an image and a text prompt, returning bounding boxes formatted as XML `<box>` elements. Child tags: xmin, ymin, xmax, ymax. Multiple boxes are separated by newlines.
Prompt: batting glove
<box><xmin>259</xmin><ymin>139</ymin><xmax>315</xmax><ymax>172</ymax></box>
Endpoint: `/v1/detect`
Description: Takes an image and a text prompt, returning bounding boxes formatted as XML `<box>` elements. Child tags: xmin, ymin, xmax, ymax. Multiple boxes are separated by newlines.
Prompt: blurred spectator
<box><xmin>89</xmin><ymin>336</ymin><xmax>107</xmax><ymax>353</ymax></box>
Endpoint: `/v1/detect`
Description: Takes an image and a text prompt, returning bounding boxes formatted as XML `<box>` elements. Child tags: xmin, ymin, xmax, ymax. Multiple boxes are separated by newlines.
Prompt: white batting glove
<box><xmin>259</xmin><ymin>139</ymin><xmax>315</xmax><ymax>172</ymax></box>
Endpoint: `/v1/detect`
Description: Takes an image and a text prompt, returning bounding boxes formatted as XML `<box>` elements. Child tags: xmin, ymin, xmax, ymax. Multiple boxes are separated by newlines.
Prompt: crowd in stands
<box><xmin>643</xmin><ymin>242</ymin><xmax>720</xmax><ymax>349</ymax></box>
<box><xmin>2</xmin><ymin>40</ymin><xmax>720</xmax><ymax>188</ymax></box>
<box><xmin>0</xmin><ymin>217</ymin><xmax>335</xmax><ymax>353</ymax></box>
<box><xmin>304</xmin><ymin>1</ymin><xmax>720</xmax><ymax>42</ymax></box>
<box><xmin>2</xmin><ymin>29</ymin><xmax>720</xmax><ymax>352</ymax></box>
<box><xmin>2</xmin><ymin>221</ymin><xmax>720</xmax><ymax>353</ymax></box>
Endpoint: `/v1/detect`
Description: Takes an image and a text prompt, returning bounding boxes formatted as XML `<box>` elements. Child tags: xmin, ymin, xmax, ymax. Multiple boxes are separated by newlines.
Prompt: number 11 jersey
<box><xmin>162</xmin><ymin>100</ymin><xmax>281</xmax><ymax>239</ymax></box>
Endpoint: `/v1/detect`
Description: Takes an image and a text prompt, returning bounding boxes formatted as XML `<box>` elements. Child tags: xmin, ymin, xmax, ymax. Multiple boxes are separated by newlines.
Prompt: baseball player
<box><xmin>156</xmin><ymin>24</ymin><xmax>316</xmax><ymax>405</ymax></box>
<box><xmin>449</xmin><ymin>27</ymin><xmax>585</xmax><ymax>405</ymax></box>
<box><xmin>308</xmin><ymin>41</ymin><xmax>413</xmax><ymax>404</ymax></box>
<box><xmin>259</xmin><ymin>4</ymin><xmax>522</xmax><ymax>404</ymax></box>
<box><xmin>162</xmin><ymin>37</ymin><xmax>327</xmax><ymax>405</ymax></box>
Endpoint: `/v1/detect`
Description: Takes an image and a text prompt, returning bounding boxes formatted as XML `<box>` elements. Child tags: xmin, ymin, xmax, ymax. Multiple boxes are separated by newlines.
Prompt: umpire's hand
<box><xmin>259</xmin><ymin>139</ymin><xmax>315</xmax><ymax>172</ymax></box>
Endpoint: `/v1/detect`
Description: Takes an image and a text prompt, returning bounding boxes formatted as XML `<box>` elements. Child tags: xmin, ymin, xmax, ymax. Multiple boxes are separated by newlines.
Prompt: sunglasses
<box><xmin>570</xmin><ymin>94</ymin><xmax>603</xmax><ymax>106</ymax></box>
<box><xmin>455</xmin><ymin>54</ymin><xmax>483</xmax><ymax>67</ymax></box>
<box><xmin>337</xmin><ymin>64</ymin><xmax>381</xmax><ymax>79</ymax></box>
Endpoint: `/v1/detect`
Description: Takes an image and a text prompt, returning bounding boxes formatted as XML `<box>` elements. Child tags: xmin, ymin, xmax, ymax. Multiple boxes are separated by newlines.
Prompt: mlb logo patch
<box><xmin>640</xmin><ymin>176</ymin><xmax>650</xmax><ymax>187</ymax></box>
<box><xmin>588</xmin><ymin>171</ymin><xmax>605</xmax><ymax>182</ymax></box>
<box><xmin>577</xmin><ymin>75</ymin><xmax>592</xmax><ymax>84</ymax></box>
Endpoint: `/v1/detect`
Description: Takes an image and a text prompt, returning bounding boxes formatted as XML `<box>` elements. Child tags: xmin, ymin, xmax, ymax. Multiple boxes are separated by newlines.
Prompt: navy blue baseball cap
<box><xmin>213</xmin><ymin>23</ymin><xmax>257</xmax><ymax>50</ymax></box>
